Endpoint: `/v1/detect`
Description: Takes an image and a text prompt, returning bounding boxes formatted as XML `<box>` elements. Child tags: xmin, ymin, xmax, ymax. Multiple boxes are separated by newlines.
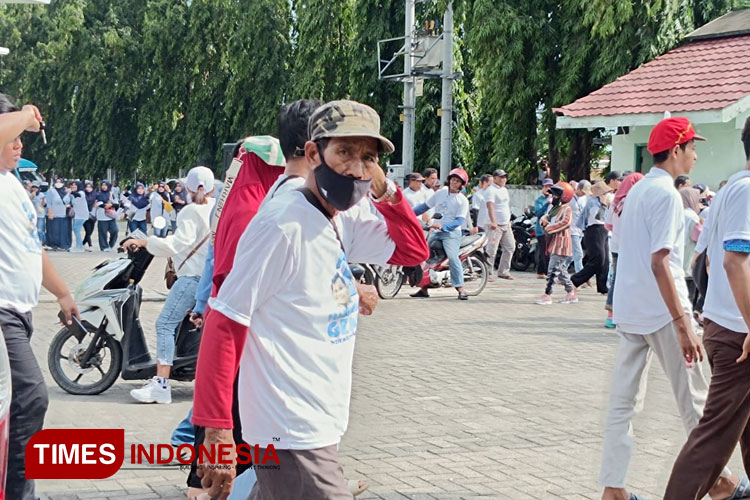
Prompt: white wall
<box><xmin>507</xmin><ymin>185</ymin><xmax>542</xmax><ymax>216</ymax></box>
<box><xmin>611</xmin><ymin>112</ymin><xmax>749</xmax><ymax>189</ymax></box>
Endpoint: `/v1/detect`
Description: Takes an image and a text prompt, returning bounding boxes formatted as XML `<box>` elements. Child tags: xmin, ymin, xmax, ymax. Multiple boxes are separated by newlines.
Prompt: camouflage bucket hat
<box><xmin>308</xmin><ymin>100</ymin><xmax>395</xmax><ymax>154</ymax></box>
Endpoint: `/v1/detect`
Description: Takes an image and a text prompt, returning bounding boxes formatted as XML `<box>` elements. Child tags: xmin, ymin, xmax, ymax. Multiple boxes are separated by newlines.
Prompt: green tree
<box><xmin>292</xmin><ymin>0</ymin><xmax>354</xmax><ymax>100</ymax></box>
<box><xmin>348</xmin><ymin>0</ymin><xmax>404</xmax><ymax>159</ymax></box>
<box><xmin>468</xmin><ymin>0</ymin><xmax>745</xmax><ymax>182</ymax></box>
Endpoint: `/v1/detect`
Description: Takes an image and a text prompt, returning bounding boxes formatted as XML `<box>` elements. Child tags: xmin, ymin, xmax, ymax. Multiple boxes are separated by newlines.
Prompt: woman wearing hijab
<box><xmin>149</xmin><ymin>181</ymin><xmax>171</xmax><ymax>237</ymax></box>
<box><xmin>127</xmin><ymin>183</ymin><xmax>149</xmax><ymax>233</ymax></box>
<box><xmin>94</xmin><ymin>180</ymin><xmax>118</xmax><ymax>251</ymax></box>
<box><xmin>603</xmin><ymin>173</ymin><xmax>644</xmax><ymax>328</ymax></box>
<box><xmin>82</xmin><ymin>181</ymin><xmax>97</xmax><ymax>251</ymax></box>
<box><xmin>571</xmin><ymin>180</ymin><xmax>612</xmax><ymax>294</ymax></box>
<box><xmin>171</xmin><ymin>181</ymin><xmax>189</xmax><ymax>233</ymax></box>
<box><xmin>45</xmin><ymin>176</ymin><xmax>72</xmax><ymax>251</ymax></box>
<box><xmin>680</xmin><ymin>186</ymin><xmax>704</xmax><ymax>320</ymax></box>
<box><xmin>69</xmin><ymin>181</ymin><xmax>90</xmax><ymax>252</ymax></box>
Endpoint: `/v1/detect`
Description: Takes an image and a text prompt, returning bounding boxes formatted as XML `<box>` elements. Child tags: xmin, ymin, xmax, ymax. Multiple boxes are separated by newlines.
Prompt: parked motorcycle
<box><xmin>404</xmin><ymin>229</ymin><xmax>490</xmax><ymax>296</ymax></box>
<box><xmin>47</xmin><ymin>230</ymin><xmax>201</xmax><ymax>395</ymax></box>
<box><xmin>353</xmin><ymin>263</ymin><xmax>404</xmax><ymax>299</ymax></box>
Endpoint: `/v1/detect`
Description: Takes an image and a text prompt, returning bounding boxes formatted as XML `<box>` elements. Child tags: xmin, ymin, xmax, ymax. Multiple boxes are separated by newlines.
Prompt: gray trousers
<box><xmin>249</xmin><ymin>445</ymin><xmax>352</xmax><ymax>500</ymax></box>
<box><xmin>484</xmin><ymin>223</ymin><xmax>515</xmax><ymax>276</ymax></box>
<box><xmin>545</xmin><ymin>254</ymin><xmax>574</xmax><ymax>295</ymax></box>
<box><xmin>0</xmin><ymin>308</ymin><xmax>48</xmax><ymax>500</ymax></box>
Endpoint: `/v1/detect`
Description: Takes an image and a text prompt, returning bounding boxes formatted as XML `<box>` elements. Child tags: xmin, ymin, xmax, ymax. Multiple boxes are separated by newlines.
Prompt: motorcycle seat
<box><xmin>460</xmin><ymin>234</ymin><xmax>482</xmax><ymax>248</ymax></box>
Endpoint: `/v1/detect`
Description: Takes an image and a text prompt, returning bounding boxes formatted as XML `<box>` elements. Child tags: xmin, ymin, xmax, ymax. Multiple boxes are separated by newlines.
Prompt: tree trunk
<box><xmin>562</xmin><ymin>131</ymin><xmax>592</xmax><ymax>181</ymax></box>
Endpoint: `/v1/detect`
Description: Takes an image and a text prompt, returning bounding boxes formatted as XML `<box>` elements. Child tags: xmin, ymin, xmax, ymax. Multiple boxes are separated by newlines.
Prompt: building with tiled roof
<box><xmin>553</xmin><ymin>9</ymin><xmax>750</xmax><ymax>186</ymax></box>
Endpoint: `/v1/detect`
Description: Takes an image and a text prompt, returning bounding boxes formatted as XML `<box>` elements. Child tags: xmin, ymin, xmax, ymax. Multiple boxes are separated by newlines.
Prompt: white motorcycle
<box><xmin>47</xmin><ymin>227</ymin><xmax>201</xmax><ymax>395</ymax></box>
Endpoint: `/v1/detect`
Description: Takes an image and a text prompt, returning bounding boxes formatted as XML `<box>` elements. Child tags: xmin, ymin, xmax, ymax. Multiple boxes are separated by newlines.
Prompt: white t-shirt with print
<box><xmin>702</xmin><ymin>170</ymin><xmax>750</xmax><ymax>334</ymax></box>
<box><xmin>0</xmin><ymin>171</ymin><xmax>43</xmax><ymax>313</ymax></box>
<box><xmin>209</xmin><ymin>191</ymin><xmax>395</xmax><ymax>450</ymax></box>
<box><xmin>403</xmin><ymin>186</ymin><xmax>427</xmax><ymax>210</ymax></box>
<box><xmin>613</xmin><ymin>167</ymin><xmax>689</xmax><ymax>334</ymax></box>
<box><xmin>424</xmin><ymin>187</ymin><xmax>469</xmax><ymax>232</ymax></box>
<box><xmin>484</xmin><ymin>184</ymin><xmax>511</xmax><ymax>225</ymax></box>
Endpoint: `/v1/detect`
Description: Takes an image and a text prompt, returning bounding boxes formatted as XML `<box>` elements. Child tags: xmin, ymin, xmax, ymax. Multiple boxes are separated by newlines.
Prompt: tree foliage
<box><xmin>0</xmin><ymin>0</ymin><xmax>746</xmax><ymax>182</ymax></box>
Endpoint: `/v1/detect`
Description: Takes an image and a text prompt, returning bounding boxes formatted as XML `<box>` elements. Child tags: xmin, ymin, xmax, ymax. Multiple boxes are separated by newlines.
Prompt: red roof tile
<box><xmin>553</xmin><ymin>35</ymin><xmax>750</xmax><ymax>118</ymax></box>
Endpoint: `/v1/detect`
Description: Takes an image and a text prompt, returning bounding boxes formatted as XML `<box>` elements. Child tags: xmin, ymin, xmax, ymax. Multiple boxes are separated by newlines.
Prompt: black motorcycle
<box><xmin>493</xmin><ymin>206</ymin><xmax>537</xmax><ymax>272</ymax></box>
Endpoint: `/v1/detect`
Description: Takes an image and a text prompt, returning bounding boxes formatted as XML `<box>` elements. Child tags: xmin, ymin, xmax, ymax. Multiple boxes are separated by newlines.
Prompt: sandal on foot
<box><xmin>630</xmin><ymin>494</ymin><xmax>649</xmax><ymax>500</ymax></box>
<box><xmin>458</xmin><ymin>291</ymin><xmax>469</xmax><ymax>300</ymax></box>
<box><xmin>410</xmin><ymin>289</ymin><xmax>430</xmax><ymax>298</ymax></box>
<box><xmin>348</xmin><ymin>479</ymin><xmax>369</xmax><ymax>496</ymax></box>
<box><xmin>723</xmin><ymin>476</ymin><xmax>750</xmax><ymax>500</ymax></box>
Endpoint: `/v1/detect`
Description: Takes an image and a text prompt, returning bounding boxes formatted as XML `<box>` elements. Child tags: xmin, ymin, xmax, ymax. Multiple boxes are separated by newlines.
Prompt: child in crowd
<box><xmin>536</xmin><ymin>182</ymin><xmax>578</xmax><ymax>305</ymax></box>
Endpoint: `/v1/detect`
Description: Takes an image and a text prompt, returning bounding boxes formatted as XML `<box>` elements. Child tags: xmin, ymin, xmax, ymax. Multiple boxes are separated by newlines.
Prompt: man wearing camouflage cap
<box><xmin>194</xmin><ymin>100</ymin><xmax>428</xmax><ymax>500</ymax></box>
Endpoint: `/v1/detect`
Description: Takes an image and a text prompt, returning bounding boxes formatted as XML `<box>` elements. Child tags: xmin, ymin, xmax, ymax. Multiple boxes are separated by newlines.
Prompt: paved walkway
<box><xmin>32</xmin><ymin>252</ymin><xmax>744</xmax><ymax>499</ymax></box>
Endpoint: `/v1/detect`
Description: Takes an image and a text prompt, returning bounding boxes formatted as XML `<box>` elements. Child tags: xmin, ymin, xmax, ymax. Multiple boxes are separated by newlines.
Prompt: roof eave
<box><xmin>555</xmin><ymin>96</ymin><xmax>750</xmax><ymax>130</ymax></box>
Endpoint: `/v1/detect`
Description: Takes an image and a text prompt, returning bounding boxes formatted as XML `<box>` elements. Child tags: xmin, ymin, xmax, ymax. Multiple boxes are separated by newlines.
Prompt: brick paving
<box><xmin>30</xmin><ymin>252</ymin><xmax>744</xmax><ymax>499</ymax></box>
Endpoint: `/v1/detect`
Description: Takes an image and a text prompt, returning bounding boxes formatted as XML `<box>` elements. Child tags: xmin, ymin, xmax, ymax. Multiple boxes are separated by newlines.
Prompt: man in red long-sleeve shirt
<box><xmin>192</xmin><ymin>100</ymin><xmax>428</xmax><ymax>499</ymax></box>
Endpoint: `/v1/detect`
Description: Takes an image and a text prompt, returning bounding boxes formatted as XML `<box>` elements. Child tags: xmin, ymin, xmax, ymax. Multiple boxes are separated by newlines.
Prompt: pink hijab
<box><xmin>613</xmin><ymin>173</ymin><xmax>645</xmax><ymax>216</ymax></box>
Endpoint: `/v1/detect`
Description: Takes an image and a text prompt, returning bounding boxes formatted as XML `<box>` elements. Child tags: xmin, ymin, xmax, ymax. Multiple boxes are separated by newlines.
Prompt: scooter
<box><xmin>47</xmin><ymin>229</ymin><xmax>202</xmax><ymax>395</ymax></box>
<box><xmin>403</xmin><ymin>220</ymin><xmax>490</xmax><ymax>296</ymax></box>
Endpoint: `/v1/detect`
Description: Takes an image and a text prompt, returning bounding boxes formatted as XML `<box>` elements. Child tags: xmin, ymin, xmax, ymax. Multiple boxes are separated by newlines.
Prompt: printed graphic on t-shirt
<box><xmin>327</xmin><ymin>253</ymin><xmax>358</xmax><ymax>344</ymax></box>
<box><xmin>21</xmin><ymin>198</ymin><xmax>41</xmax><ymax>253</ymax></box>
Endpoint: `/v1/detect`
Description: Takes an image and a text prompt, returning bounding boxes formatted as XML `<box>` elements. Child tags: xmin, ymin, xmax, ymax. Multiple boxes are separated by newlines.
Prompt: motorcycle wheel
<box><xmin>48</xmin><ymin>327</ymin><xmax>122</xmax><ymax>395</ymax></box>
<box><xmin>374</xmin><ymin>265</ymin><xmax>403</xmax><ymax>299</ymax></box>
<box><xmin>462</xmin><ymin>254</ymin><xmax>489</xmax><ymax>296</ymax></box>
<box><xmin>511</xmin><ymin>246</ymin><xmax>533</xmax><ymax>272</ymax></box>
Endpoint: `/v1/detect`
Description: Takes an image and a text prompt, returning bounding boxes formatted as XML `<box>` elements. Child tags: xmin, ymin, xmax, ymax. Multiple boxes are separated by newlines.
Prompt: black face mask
<box><xmin>551</xmin><ymin>196</ymin><xmax>562</xmax><ymax>207</ymax></box>
<box><xmin>313</xmin><ymin>151</ymin><xmax>372</xmax><ymax>212</ymax></box>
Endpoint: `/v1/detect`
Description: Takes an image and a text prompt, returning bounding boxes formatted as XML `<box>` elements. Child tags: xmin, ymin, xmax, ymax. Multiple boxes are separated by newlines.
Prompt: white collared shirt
<box><xmin>613</xmin><ymin>167</ymin><xmax>689</xmax><ymax>334</ymax></box>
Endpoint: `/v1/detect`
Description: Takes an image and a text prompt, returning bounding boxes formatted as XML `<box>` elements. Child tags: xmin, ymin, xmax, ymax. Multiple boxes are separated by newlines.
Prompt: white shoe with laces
<box><xmin>130</xmin><ymin>377</ymin><xmax>171</xmax><ymax>404</ymax></box>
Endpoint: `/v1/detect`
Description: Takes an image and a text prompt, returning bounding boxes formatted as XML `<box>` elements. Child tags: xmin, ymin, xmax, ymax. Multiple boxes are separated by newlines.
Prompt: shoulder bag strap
<box><xmin>176</xmin><ymin>232</ymin><xmax>211</xmax><ymax>273</ymax></box>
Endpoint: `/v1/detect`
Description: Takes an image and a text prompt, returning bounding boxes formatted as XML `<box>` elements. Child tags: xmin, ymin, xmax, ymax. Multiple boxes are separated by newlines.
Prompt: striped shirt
<box><xmin>545</xmin><ymin>204</ymin><xmax>573</xmax><ymax>257</ymax></box>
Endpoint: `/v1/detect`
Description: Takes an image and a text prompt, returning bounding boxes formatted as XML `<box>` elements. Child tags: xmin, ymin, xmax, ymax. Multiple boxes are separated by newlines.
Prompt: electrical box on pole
<box><xmin>377</xmin><ymin>0</ymin><xmax>452</xmax><ymax>185</ymax></box>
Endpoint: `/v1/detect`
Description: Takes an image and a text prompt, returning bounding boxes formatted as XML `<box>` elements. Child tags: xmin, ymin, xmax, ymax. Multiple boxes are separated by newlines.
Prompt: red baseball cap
<box><xmin>647</xmin><ymin>117</ymin><xmax>706</xmax><ymax>154</ymax></box>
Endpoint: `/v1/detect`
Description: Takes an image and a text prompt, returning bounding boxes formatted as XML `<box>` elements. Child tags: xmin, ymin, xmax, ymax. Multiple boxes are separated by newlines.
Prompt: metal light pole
<box><xmin>439</xmin><ymin>2</ymin><xmax>453</xmax><ymax>181</ymax></box>
<box><xmin>401</xmin><ymin>0</ymin><xmax>416</xmax><ymax>177</ymax></box>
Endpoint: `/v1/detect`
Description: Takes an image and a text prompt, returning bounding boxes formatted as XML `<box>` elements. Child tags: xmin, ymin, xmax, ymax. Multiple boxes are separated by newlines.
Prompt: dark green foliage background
<box><xmin>0</xmin><ymin>0</ymin><xmax>746</xmax><ymax>182</ymax></box>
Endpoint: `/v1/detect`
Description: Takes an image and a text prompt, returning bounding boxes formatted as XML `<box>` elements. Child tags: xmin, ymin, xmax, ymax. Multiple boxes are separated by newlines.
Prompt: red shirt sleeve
<box><xmin>373</xmin><ymin>188</ymin><xmax>429</xmax><ymax>266</ymax></box>
<box><xmin>191</xmin><ymin>307</ymin><xmax>248</xmax><ymax>429</ymax></box>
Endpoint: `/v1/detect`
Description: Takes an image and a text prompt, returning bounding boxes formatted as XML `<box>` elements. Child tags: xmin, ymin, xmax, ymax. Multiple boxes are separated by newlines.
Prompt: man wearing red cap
<box><xmin>599</xmin><ymin>117</ymin><xmax>743</xmax><ymax>500</ymax></box>
<box><xmin>663</xmin><ymin>117</ymin><xmax>750</xmax><ymax>499</ymax></box>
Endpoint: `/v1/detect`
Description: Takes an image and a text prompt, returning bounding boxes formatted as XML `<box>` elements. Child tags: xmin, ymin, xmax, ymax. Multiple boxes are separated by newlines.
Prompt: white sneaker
<box><xmin>84</xmin><ymin>244</ymin><xmax>93</xmax><ymax>252</ymax></box>
<box><xmin>130</xmin><ymin>377</ymin><xmax>171</xmax><ymax>404</ymax></box>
